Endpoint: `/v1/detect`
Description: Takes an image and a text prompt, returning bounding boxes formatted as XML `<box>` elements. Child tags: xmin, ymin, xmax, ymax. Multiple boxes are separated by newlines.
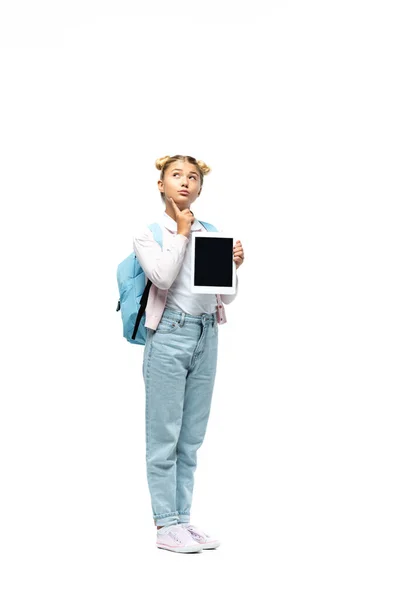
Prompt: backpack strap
<box><xmin>198</xmin><ymin>220</ymin><xmax>218</xmax><ymax>232</ymax></box>
<box><xmin>148</xmin><ymin>222</ymin><xmax>163</xmax><ymax>246</ymax></box>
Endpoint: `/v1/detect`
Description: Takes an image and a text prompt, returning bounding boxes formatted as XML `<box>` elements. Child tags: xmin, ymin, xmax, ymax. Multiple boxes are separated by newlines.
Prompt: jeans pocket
<box><xmin>156</xmin><ymin>317</ymin><xmax>180</xmax><ymax>334</ymax></box>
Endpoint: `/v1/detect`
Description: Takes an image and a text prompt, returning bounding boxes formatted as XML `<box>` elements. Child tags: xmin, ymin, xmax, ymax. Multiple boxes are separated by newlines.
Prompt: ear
<box><xmin>197</xmin><ymin>187</ymin><xmax>202</xmax><ymax>196</ymax></box>
<box><xmin>157</xmin><ymin>179</ymin><xmax>164</xmax><ymax>192</ymax></box>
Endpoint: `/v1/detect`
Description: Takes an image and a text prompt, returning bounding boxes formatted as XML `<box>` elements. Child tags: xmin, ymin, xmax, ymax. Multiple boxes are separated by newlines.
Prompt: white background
<box><xmin>1</xmin><ymin>1</ymin><xmax>399</xmax><ymax>598</ymax></box>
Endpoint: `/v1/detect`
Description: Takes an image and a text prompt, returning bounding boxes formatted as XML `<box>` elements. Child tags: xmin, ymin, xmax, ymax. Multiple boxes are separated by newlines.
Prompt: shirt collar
<box><xmin>163</xmin><ymin>211</ymin><xmax>203</xmax><ymax>233</ymax></box>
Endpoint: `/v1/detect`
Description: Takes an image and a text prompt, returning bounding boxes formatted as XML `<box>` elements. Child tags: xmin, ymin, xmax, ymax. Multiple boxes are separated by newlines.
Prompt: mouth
<box><xmin>178</xmin><ymin>190</ymin><xmax>189</xmax><ymax>196</ymax></box>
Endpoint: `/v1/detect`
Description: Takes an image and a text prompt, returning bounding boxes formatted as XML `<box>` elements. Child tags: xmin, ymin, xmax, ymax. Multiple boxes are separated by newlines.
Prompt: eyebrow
<box><xmin>171</xmin><ymin>168</ymin><xmax>199</xmax><ymax>176</ymax></box>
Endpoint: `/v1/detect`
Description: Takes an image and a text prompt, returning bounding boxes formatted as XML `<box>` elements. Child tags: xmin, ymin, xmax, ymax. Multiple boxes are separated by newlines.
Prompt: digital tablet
<box><xmin>191</xmin><ymin>232</ymin><xmax>237</xmax><ymax>294</ymax></box>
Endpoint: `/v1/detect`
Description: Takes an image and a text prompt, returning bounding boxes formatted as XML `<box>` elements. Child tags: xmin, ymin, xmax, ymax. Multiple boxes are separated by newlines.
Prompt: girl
<box><xmin>132</xmin><ymin>154</ymin><xmax>244</xmax><ymax>553</ymax></box>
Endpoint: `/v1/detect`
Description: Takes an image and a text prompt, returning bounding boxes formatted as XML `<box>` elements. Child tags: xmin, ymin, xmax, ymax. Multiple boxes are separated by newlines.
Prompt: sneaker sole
<box><xmin>201</xmin><ymin>541</ymin><xmax>220</xmax><ymax>550</ymax></box>
<box><xmin>156</xmin><ymin>542</ymin><xmax>203</xmax><ymax>553</ymax></box>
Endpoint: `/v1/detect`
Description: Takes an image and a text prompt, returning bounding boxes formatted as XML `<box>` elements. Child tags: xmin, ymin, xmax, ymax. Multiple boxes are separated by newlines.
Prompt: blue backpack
<box><xmin>116</xmin><ymin>220</ymin><xmax>218</xmax><ymax>345</ymax></box>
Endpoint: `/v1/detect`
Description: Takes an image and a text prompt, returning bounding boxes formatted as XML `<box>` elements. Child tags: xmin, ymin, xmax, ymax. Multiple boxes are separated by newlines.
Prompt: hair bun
<box><xmin>155</xmin><ymin>156</ymin><xmax>171</xmax><ymax>171</ymax></box>
<box><xmin>196</xmin><ymin>159</ymin><xmax>211</xmax><ymax>175</ymax></box>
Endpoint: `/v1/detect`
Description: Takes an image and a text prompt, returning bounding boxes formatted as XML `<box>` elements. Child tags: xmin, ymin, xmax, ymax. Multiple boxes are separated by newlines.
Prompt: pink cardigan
<box><xmin>134</xmin><ymin>212</ymin><xmax>233</xmax><ymax>330</ymax></box>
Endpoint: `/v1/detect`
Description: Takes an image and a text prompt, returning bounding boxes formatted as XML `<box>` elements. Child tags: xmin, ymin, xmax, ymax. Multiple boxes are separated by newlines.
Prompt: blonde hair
<box><xmin>155</xmin><ymin>154</ymin><xmax>211</xmax><ymax>202</ymax></box>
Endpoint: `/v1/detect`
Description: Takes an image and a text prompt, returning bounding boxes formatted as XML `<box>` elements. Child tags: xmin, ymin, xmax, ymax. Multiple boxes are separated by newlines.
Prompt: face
<box><xmin>158</xmin><ymin>160</ymin><xmax>202</xmax><ymax>211</ymax></box>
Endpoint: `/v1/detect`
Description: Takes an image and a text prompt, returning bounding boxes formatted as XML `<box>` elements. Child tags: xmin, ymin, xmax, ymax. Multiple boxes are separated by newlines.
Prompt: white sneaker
<box><xmin>181</xmin><ymin>523</ymin><xmax>220</xmax><ymax>550</ymax></box>
<box><xmin>156</xmin><ymin>524</ymin><xmax>203</xmax><ymax>553</ymax></box>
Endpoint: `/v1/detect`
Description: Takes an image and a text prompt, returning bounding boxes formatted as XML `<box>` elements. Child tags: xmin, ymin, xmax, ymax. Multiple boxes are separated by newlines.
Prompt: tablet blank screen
<box><xmin>194</xmin><ymin>237</ymin><xmax>233</xmax><ymax>287</ymax></box>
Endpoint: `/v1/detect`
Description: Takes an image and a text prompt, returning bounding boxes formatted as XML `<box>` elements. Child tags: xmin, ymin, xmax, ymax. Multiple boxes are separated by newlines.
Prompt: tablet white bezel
<box><xmin>191</xmin><ymin>231</ymin><xmax>237</xmax><ymax>294</ymax></box>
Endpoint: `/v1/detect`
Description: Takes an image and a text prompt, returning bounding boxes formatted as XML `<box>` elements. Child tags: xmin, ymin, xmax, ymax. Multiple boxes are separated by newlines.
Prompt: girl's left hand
<box><xmin>233</xmin><ymin>240</ymin><xmax>244</xmax><ymax>268</ymax></box>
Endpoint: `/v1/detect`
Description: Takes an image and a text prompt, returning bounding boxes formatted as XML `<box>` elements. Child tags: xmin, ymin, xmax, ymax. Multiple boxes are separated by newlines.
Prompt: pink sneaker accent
<box><xmin>181</xmin><ymin>524</ymin><xmax>221</xmax><ymax>549</ymax></box>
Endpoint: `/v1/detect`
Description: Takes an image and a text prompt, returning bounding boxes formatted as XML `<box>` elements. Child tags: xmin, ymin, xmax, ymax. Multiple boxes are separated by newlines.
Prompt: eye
<box><xmin>190</xmin><ymin>175</ymin><xmax>197</xmax><ymax>180</ymax></box>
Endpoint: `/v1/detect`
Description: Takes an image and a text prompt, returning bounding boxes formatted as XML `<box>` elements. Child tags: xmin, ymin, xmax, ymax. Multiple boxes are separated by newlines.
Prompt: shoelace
<box><xmin>185</xmin><ymin>525</ymin><xmax>209</xmax><ymax>540</ymax></box>
<box><xmin>158</xmin><ymin>525</ymin><xmax>183</xmax><ymax>544</ymax></box>
<box><xmin>169</xmin><ymin>531</ymin><xmax>183</xmax><ymax>543</ymax></box>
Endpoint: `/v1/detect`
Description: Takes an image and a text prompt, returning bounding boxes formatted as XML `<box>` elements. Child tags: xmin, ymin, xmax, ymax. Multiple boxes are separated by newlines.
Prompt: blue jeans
<box><xmin>142</xmin><ymin>308</ymin><xmax>219</xmax><ymax>527</ymax></box>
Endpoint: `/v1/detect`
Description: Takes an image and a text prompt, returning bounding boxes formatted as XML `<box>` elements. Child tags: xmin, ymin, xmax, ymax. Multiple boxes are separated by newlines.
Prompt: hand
<box><xmin>233</xmin><ymin>240</ymin><xmax>244</xmax><ymax>268</ymax></box>
<box><xmin>166</xmin><ymin>196</ymin><xmax>194</xmax><ymax>237</ymax></box>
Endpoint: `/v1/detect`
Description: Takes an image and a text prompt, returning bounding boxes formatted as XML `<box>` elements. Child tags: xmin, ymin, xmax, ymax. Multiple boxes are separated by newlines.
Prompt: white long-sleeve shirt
<box><xmin>132</xmin><ymin>211</ymin><xmax>238</xmax><ymax>320</ymax></box>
